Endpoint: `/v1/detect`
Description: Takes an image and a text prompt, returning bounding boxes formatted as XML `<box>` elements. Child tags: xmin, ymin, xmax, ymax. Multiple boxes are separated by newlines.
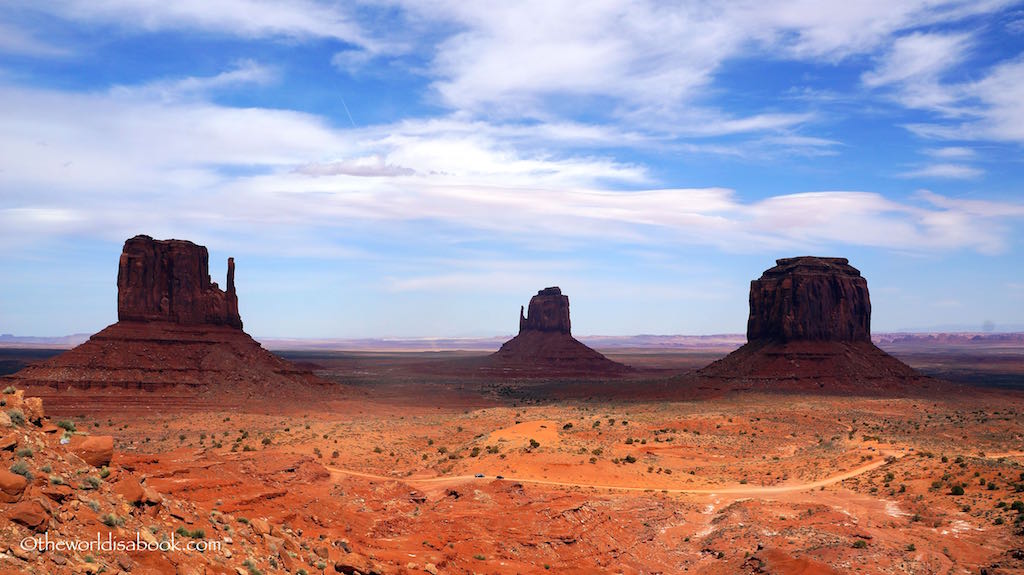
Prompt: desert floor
<box><xmin>5</xmin><ymin>344</ymin><xmax>1017</xmax><ymax>575</ymax></box>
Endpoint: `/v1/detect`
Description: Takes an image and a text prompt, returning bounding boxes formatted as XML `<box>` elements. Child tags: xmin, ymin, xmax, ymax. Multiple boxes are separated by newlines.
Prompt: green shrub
<box><xmin>7</xmin><ymin>409</ymin><xmax>25</xmax><ymax>426</ymax></box>
<box><xmin>15</xmin><ymin>447</ymin><xmax>33</xmax><ymax>458</ymax></box>
<box><xmin>56</xmin><ymin>419</ymin><xmax>76</xmax><ymax>432</ymax></box>
<box><xmin>950</xmin><ymin>485</ymin><xmax>965</xmax><ymax>496</ymax></box>
<box><xmin>175</xmin><ymin>526</ymin><xmax>206</xmax><ymax>539</ymax></box>
<box><xmin>10</xmin><ymin>460</ymin><xmax>32</xmax><ymax>480</ymax></box>
<box><xmin>101</xmin><ymin>514</ymin><xmax>125</xmax><ymax>527</ymax></box>
<box><xmin>852</xmin><ymin>540</ymin><xmax>867</xmax><ymax>549</ymax></box>
<box><xmin>2</xmin><ymin>386</ymin><xmax>15</xmax><ymax>394</ymax></box>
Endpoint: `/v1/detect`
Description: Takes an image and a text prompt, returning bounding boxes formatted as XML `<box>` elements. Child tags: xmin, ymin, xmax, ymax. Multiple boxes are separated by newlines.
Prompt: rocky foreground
<box><xmin>0</xmin><ymin>385</ymin><xmax>386</xmax><ymax>575</ymax></box>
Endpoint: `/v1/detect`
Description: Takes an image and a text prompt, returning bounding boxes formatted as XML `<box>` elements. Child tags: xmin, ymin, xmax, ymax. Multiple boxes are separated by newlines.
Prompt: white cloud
<box><xmin>43</xmin><ymin>0</ymin><xmax>376</xmax><ymax>47</ymax></box>
<box><xmin>898</xmin><ymin>163</ymin><xmax>983</xmax><ymax>179</ymax></box>
<box><xmin>863</xmin><ymin>32</ymin><xmax>972</xmax><ymax>88</ymax></box>
<box><xmin>924</xmin><ymin>146</ymin><xmax>975</xmax><ymax>159</ymax></box>
<box><xmin>1</xmin><ymin>68</ymin><xmax>1022</xmax><ymax>258</ymax></box>
<box><xmin>395</xmin><ymin>0</ymin><xmax>1010</xmax><ymax>125</ymax></box>
<box><xmin>109</xmin><ymin>60</ymin><xmax>277</xmax><ymax>102</ymax></box>
<box><xmin>0</xmin><ymin>20</ymin><xmax>68</xmax><ymax>56</ymax></box>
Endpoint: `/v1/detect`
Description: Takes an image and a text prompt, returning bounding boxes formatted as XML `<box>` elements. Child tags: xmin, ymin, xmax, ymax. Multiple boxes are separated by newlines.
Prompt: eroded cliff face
<box><xmin>519</xmin><ymin>287</ymin><xmax>571</xmax><ymax>334</ymax></box>
<box><xmin>117</xmin><ymin>235</ymin><xmax>242</xmax><ymax>329</ymax></box>
<box><xmin>746</xmin><ymin>257</ymin><xmax>870</xmax><ymax>343</ymax></box>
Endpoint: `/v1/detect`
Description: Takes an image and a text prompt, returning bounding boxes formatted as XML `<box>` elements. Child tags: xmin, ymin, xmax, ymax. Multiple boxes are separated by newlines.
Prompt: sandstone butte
<box><xmin>486</xmin><ymin>287</ymin><xmax>629</xmax><ymax>376</ymax></box>
<box><xmin>697</xmin><ymin>256</ymin><xmax>922</xmax><ymax>390</ymax></box>
<box><xmin>3</xmin><ymin>235</ymin><xmax>325</xmax><ymax>401</ymax></box>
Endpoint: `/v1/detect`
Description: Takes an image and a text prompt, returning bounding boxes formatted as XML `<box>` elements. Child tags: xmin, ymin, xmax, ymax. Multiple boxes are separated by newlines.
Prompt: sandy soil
<box><xmin>3</xmin><ymin>348</ymin><xmax>1024</xmax><ymax>574</ymax></box>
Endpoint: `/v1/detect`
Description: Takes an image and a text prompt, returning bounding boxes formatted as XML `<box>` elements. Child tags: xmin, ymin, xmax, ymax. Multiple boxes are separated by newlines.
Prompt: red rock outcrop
<box><xmin>519</xmin><ymin>287</ymin><xmax>571</xmax><ymax>334</ymax></box>
<box><xmin>118</xmin><ymin>235</ymin><xmax>242</xmax><ymax>328</ymax></box>
<box><xmin>488</xmin><ymin>287</ymin><xmax>628</xmax><ymax>376</ymax></box>
<box><xmin>747</xmin><ymin>257</ymin><xmax>870</xmax><ymax>343</ymax></box>
<box><xmin>697</xmin><ymin>256</ymin><xmax>921</xmax><ymax>390</ymax></box>
<box><xmin>4</xmin><ymin>235</ymin><xmax>327</xmax><ymax>404</ymax></box>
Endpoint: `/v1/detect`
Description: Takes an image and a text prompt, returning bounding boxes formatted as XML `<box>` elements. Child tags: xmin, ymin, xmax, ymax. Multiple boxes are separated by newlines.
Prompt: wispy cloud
<box><xmin>898</xmin><ymin>163</ymin><xmax>983</xmax><ymax>179</ymax></box>
<box><xmin>42</xmin><ymin>0</ymin><xmax>376</xmax><ymax>47</ymax></box>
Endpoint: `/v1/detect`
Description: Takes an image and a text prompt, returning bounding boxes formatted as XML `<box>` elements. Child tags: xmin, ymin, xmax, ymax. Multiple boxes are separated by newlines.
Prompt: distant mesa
<box><xmin>697</xmin><ymin>256</ymin><xmax>921</xmax><ymax>389</ymax></box>
<box><xmin>5</xmin><ymin>235</ymin><xmax>326</xmax><ymax>404</ymax></box>
<box><xmin>487</xmin><ymin>287</ymin><xmax>629</xmax><ymax>376</ymax></box>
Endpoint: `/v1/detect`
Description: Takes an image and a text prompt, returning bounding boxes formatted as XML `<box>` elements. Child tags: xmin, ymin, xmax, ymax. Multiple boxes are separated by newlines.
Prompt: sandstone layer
<box><xmin>118</xmin><ymin>234</ymin><xmax>242</xmax><ymax>329</ymax></box>
<box><xmin>488</xmin><ymin>287</ymin><xmax>628</xmax><ymax>376</ymax></box>
<box><xmin>697</xmin><ymin>256</ymin><xmax>921</xmax><ymax>390</ymax></box>
<box><xmin>4</xmin><ymin>235</ymin><xmax>325</xmax><ymax>400</ymax></box>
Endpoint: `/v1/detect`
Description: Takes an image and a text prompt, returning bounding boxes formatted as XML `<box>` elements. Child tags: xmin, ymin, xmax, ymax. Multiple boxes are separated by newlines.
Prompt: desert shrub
<box><xmin>175</xmin><ymin>526</ymin><xmax>205</xmax><ymax>539</ymax></box>
<box><xmin>261</xmin><ymin>437</ymin><xmax>271</xmax><ymax>446</ymax></box>
<box><xmin>82</xmin><ymin>476</ymin><xmax>101</xmax><ymax>490</ymax></box>
<box><xmin>56</xmin><ymin>419</ymin><xmax>76</xmax><ymax>432</ymax></box>
<box><xmin>906</xmin><ymin>544</ymin><xmax>916</xmax><ymax>551</ymax></box>
<box><xmin>623</xmin><ymin>455</ymin><xmax>637</xmax><ymax>464</ymax></box>
<box><xmin>995</xmin><ymin>517</ymin><xmax>1005</xmax><ymax>525</ymax></box>
<box><xmin>101</xmin><ymin>514</ymin><xmax>125</xmax><ymax>527</ymax></box>
<box><xmin>99</xmin><ymin>467</ymin><xmax>110</xmax><ymax>479</ymax></box>
<box><xmin>470</xmin><ymin>447</ymin><xmax>480</xmax><ymax>457</ymax></box>
<box><xmin>15</xmin><ymin>447</ymin><xmax>33</xmax><ymax>458</ymax></box>
<box><xmin>10</xmin><ymin>460</ymin><xmax>32</xmax><ymax>480</ymax></box>
<box><xmin>2</xmin><ymin>386</ymin><xmax>15</xmax><ymax>394</ymax></box>
<box><xmin>950</xmin><ymin>485</ymin><xmax>965</xmax><ymax>496</ymax></box>
<box><xmin>528</xmin><ymin>439</ymin><xmax>540</xmax><ymax>449</ymax></box>
<box><xmin>49</xmin><ymin>476</ymin><xmax>64</xmax><ymax>485</ymax></box>
<box><xmin>562</xmin><ymin>423</ymin><xmax>572</xmax><ymax>430</ymax></box>
<box><xmin>852</xmin><ymin>540</ymin><xmax>867</xmax><ymax>549</ymax></box>
<box><xmin>7</xmin><ymin>409</ymin><xmax>25</xmax><ymax>426</ymax></box>
<box><xmin>1010</xmin><ymin>500</ymin><xmax>1024</xmax><ymax>512</ymax></box>
<box><xmin>473</xmin><ymin>554</ymin><xmax>486</xmax><ymax>560</ymax></box>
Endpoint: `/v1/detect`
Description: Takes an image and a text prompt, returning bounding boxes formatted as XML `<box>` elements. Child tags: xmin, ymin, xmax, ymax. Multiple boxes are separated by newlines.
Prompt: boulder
<box><xmin>0</xmin><ymin>432</ymin><xmax>17</xmax><ymax>450</ymax></box>
<box><xmin>9</xmin><ymin>499</ymin><xmax>50</xmax><ymax>532</ymax></box>
<box><xmin>0</xmin><ymin>468</ymin><xmax>28</xmax><ymax>503</ymax></box>
<box><xmin>22</xmin><ymin>397</ymin><xmax>44</xmax><ymax>424</ymax></box>
<box><xmin>71</xmin><ymin>435</ymin><xmax>114</xmax><ymax>467</ymax></box>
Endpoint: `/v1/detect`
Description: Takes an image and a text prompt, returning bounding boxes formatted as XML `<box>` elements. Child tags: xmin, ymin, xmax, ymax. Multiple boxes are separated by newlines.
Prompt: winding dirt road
<box><xmin>326</xmin><ymin>450</ymin><xmax>1024</xmax><ymax>496</ymax></box>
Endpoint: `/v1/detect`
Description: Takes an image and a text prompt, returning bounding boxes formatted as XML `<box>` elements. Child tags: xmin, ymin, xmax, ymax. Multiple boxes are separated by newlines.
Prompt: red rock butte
<box><xmin>487</xmin><ymin>287</ymin><xmax>629</xmax><ymax>376</ymax></box>
<box><xmin>5</xmin><ymin>235</ymin><xmax>326</xmax><ymax>409</ymax></box>
<box><xmin>118</xmin><ymin>235</ymin><xmax>242</xmax><ymax>329</ymax></box>
<box><xmin>697</xmin><ymin>256</ymin><xmax>921</xmax><ymax>390</ymax></box>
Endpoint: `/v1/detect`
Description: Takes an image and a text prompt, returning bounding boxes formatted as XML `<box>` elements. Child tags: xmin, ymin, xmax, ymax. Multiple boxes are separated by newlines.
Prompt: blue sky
<box><xmin>1</xmin><ymin>1</ymin><xmax>1023</xmax><ymax>338</ymax></box>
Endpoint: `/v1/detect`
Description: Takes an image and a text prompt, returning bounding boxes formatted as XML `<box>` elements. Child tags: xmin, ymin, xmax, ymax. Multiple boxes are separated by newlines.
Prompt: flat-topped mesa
<box><xmin>747</xmin><ymin>256</ymin><xmax>870</xmax><ymax>343</ymax></box>
<box><xmin>117</xmin><ymin>235</ymin><xmax>242</xmax><ymax>329</ymax></box>
<box><xmin>520</xmin><ymin>287</ymin><xmax>571</xmax><ymax>334</ymax></box>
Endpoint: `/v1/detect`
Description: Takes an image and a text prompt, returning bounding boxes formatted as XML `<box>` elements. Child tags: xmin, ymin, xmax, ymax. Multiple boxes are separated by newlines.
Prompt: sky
<box><xmin>1</xmin><ymin>1</ymin><xmax>1023</xmax><ymax>338</ymax></box>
